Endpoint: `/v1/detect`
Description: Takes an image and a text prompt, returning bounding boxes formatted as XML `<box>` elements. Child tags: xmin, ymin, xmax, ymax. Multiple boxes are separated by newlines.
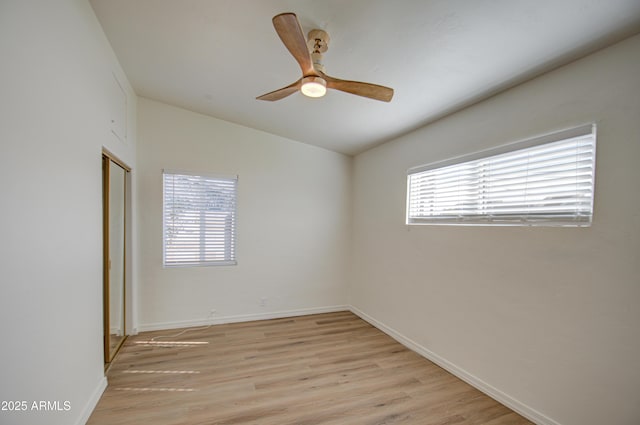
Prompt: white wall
<box><xmin>0</xmin><ymin>1</ymin><xmax>136</xmax><ymax>424</ymax></box>
<box><xmin>351</xmin><ymin>35</ymin><xmax>640</xmax><ymax>425</ymax></box>
<box><xmin>136</xmin><ymin>98</ymin><xmax>351</xmax><ymax>329</ymax></box>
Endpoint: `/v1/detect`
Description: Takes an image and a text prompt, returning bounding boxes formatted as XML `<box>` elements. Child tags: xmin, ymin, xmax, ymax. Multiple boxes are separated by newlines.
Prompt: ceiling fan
<box><xmin>257</xmin><ymin>13</ymin><xmax>394</xmax><ymax>102</ymax></box>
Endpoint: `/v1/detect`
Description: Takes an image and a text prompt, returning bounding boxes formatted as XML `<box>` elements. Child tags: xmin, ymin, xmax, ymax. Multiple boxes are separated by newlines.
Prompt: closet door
<box><xmin>103</xmin><ymin>154</ymin><xmax>128</xmax><ymax>366</ymax></box>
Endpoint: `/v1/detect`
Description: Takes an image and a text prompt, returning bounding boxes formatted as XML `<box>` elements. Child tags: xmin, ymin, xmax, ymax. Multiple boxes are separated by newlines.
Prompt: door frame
<box><xmin>102</xmin><ymin>151</ymin><xmax>131</xmax><ymax>368</ymax></box>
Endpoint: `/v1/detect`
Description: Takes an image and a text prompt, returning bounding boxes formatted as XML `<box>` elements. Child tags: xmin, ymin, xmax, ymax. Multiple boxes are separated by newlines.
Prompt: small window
<box><xmin>407</xmin><ymin>124</ymin><xmax>596</xmax><ymax>226</ymax></box>
<box><xmin>163</xmin><ymin>170</ymin><xmax>237</xmax><ymax>266</ymax></box>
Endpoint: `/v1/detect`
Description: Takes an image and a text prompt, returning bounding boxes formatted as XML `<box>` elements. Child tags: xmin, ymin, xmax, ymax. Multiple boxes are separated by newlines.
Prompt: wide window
<box><xmin>406</xmin><ymin>124</ymin><xmax>596</xmax><ymax>226</ymax></box>
<box><xmin>163</xmin><ymin>170</ymin><xmax>237</xmax><ymax>266</ymax></box>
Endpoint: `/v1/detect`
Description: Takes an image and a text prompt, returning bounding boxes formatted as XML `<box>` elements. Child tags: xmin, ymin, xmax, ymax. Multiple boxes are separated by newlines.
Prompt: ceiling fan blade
<box><xmin>272</xmin><ymin>13</ymin><xmax>316</xmax><ymax>77</ymax></box>
<box><xmin>322</xmin><ymin>73</ymin><xmax>394</xmax><ymax>102</ymax></box>
<box><xmin>256</xmin><ymin>79</ymin><xmax>302</xmax><ymax>101</ymax></box>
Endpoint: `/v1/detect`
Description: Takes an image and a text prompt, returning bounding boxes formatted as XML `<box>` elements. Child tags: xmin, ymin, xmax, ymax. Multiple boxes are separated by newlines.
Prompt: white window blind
<box><xmin>407</xmin><ymin>124</ymin><xmax>596</xmax><ymax>226</ymax></box>
<box><xmin>163</xmin><ymin>171</ymin><xmax>237</xmax><ymax>266</ymax></box>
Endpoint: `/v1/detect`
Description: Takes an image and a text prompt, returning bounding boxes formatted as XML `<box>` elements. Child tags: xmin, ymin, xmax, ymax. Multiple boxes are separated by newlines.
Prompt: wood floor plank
<box><xmin>88</xmin><ymin>312</ymin><xmax>532</xmax><ymax>425</ymax></box>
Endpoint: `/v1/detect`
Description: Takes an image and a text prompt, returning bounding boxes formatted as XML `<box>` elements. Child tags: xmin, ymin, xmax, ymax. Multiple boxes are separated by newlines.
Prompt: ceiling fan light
<box><xmin>301</xmin><ymin>77</ymin><xmax>327</xmax><ymax>98</ymax></box>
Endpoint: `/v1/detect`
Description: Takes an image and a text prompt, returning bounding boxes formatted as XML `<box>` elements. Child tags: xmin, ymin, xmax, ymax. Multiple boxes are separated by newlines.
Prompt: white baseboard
<box><xmin>137</xmin><ymin>305</ymin><xmax>350</xmax><ymax>332</ymax></box>
<box><xmin>130</xmin><ymin>304</ymin><xmax>559</xmax><ymax>425</ymax></box>
<box><xmin>349</xmin><ymin>306</ymin><xmax>560</xmax><ymax>425</ymax></box>
<box><xmin>75</xmin><ymin>376</ymin><xmax>107</xmax><ymax>425</ymax></box>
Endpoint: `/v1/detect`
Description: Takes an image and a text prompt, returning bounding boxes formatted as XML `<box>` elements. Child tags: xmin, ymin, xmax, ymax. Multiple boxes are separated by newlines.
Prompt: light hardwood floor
<box><xmin>88</xmin><ymin>311</ymin><xmax>532</xmax><ymax>425</ymax></box>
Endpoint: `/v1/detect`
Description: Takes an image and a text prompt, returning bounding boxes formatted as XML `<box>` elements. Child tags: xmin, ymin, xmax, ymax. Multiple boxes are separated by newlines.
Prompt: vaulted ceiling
<box><xmin>90</xmin><ymin>0</ymin><xmax>640</xmax><ymax>155</ymax></box>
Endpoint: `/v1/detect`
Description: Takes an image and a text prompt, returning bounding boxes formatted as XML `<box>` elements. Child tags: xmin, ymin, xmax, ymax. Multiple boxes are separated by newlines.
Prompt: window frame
<box><xmin>162</xmin><ymin>169</ymin><xmax>238</xmax><ymax>267</ymax></box>
<box><xmin>406</xmin><ymin>124</ymin><xmax>596</xmax><ymax>227</ymax></box>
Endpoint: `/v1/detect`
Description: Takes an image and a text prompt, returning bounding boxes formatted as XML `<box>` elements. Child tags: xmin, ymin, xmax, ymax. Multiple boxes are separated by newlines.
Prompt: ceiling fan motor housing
<box><xmin>308</xmin><ymin>29</ymin><xmax>329</xmax><ymax>73</ymax></box>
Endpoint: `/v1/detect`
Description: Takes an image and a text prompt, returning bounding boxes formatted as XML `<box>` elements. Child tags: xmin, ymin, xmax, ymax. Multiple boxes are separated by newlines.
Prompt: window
<box><xmin>406</xmin><ymin>124</ymin><xmax>596</xmax><ymax>226</ymax></box>
<box><xmin>163</xmin><ymin>170</ymin><xmax>237</xmax><ymax>266</ymax></box>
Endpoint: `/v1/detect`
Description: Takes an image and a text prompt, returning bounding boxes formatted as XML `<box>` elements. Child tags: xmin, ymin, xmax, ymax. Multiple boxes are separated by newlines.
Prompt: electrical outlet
<box><xmin>259</xmin><ymin>297</ymin><xmax>267</xmax><ymax>307</ymax></box>
<box><xmin>208</xmin><ymin>309</ymin><xmax>217</xmax><ymax>318</ymax></box>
